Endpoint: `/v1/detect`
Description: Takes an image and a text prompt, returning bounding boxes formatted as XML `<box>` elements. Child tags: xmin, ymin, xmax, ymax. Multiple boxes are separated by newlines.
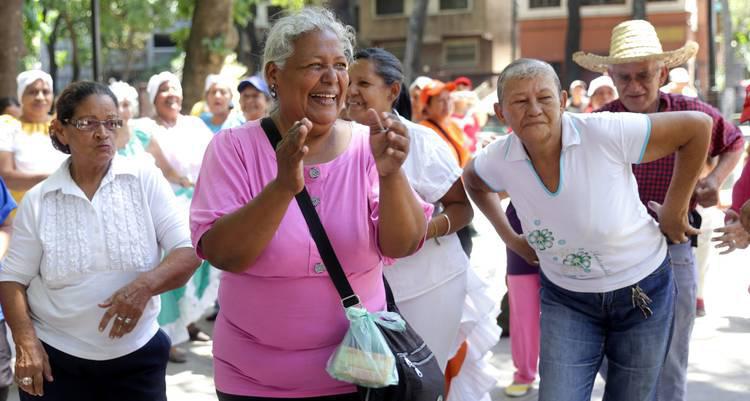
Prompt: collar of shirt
<box><xmin>504</xmin><ymin>113</ymin><xmax>581</xmax><ymax>162</ymax></box>
<box><xmin>41</xmin><ymin>155</ymin><xmax>138</xmax><ymax>198</ymax></box>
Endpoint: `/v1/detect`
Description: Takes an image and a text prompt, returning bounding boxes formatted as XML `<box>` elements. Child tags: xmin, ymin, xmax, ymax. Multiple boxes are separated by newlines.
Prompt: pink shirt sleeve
<box><xmin>190</xmin><ymin>129</ymin><xmax>254</xmax><ymax>258</ymax></box>
<box><xmin>731</xmin><ymin>159</ymin><xmax>750</xmax><ymax>213</ymax></box>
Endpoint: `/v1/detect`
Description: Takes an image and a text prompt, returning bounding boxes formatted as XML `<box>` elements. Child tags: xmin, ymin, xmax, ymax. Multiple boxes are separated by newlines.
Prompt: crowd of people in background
<box><xmin>0</xmin><ymin>7</ymin><xmax>746</xmax><ymax>401</ymax></box>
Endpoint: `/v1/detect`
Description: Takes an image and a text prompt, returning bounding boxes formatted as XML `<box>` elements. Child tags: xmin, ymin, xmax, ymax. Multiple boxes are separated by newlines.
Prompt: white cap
<box><xmin>409</xmin><ymin>76</ymin><xmax>432</xmax><ymax>92</ymax></box>
<box><xmin>147</xmin><ymin>71</ymin><xmax>182</xmax><ymax>105</ymax></box>
<box><xmin>587</xmin><ymin>75</ymin><xmax>617</xmax><ymax>97</ymax></box>
<box><xmin>17</xmin><ymin>70</ymin><xmax>53</xmax><ymax>104</ymax></box>
<box><xmin>669</xmin><ymin>67</ymin><xmax>690</xmax><ymax>84</ymax></box>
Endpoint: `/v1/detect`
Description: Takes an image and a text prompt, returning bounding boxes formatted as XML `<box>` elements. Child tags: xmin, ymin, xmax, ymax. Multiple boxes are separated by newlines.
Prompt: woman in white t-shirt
<box><xmin>347</xmin><ymin>48</ymin><xmax>500</xmax><ymax>401</ymax></box>
<box><xmin>463</xmin><ymin>59</ymin><xmax>711</xmax><ymax>401</ymax></box>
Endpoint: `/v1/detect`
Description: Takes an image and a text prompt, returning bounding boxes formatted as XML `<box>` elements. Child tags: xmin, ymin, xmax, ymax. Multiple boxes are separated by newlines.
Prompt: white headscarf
<box><xmin>203</xmin><ymin>74</ymin><xmax>235</xmax><ymax>95</ymax></box>
<box><xmin>109</xmin><ymin>81</ymin><xmax>139</xmax><ymax>110</ymax></box>
<box><xmin>17</xmin><ymin>70</ymin><xmax>53</xmax><ymax>104</ymax></box>
<box><xmin>147</xmin><ymin>71</ymin><xmax>182</xmax><ymax>105</ymax></box>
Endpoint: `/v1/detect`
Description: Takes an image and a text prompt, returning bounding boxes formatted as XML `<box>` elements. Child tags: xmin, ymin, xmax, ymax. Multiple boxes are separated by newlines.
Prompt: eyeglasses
<box><xmin>612</xmin><ymin>68</ymin><xmax>661</xmax><ymax>87</ymax></box>
<box><xmin>63</xmin><ymin>118</ymin><xmax>123</xmax><ymax>132</ymax></box>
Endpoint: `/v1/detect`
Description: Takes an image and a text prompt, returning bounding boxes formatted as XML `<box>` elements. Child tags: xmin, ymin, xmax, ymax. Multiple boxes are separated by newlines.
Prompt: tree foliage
<box><xmin>730</xmin><ymin>0</ymin><xmax>750</xmax><ymax>76</ymax></box>
<box><xmin>19</xmin><ymin>0</ymin><xmax>326</xmax><ymax>89</ymax></box>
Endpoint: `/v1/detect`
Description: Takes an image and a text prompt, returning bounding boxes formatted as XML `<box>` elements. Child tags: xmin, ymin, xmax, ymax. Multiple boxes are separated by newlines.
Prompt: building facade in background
<box><xmin>518</xmin><ymin>0</ymin><xmax>710</xmax><ymax>94</ymax></box>
<box><xmin>358</xmin><ymin>0</ymin><xmax>513</xmax><ymax>87</ymax></box>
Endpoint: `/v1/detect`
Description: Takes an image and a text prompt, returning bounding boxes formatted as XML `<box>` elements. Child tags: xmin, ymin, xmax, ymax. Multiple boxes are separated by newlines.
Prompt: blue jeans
<box><xmin>655</xmin><ymin>242</ymin><xmax>696</xmax><ymax>401</ymax></box>
<box><xmin>538</xmin><ymin>257</ymin><xmax>675</xmax><ymax>401</ymax></box>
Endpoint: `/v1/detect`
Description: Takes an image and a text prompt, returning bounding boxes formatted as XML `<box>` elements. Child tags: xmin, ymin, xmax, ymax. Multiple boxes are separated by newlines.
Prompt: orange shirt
<box><xmin>420</xmin><ymin>118</ymin><xmax>470</xmax><ymax>167</ymax></box>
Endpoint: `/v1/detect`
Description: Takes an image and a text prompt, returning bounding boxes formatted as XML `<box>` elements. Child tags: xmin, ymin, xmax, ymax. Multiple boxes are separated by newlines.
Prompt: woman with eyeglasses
<box><xmin>0</xmin><ymin>81</ymin><xmax>201</xmax><ymax>400</ymax></box>
<box><xmin>0</xmin><ymin>70</ymin><xmax>68</xmax><ymax>204</ymax></box>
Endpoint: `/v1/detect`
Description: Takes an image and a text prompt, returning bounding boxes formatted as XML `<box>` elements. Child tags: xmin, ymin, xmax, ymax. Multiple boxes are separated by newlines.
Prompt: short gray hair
<box><xmin>263</xmin><ymin>7</ymin><xmax>356</xmax><ymax>74</ymax></box>
<box><xmin>496</xmin><ymin>59</ymin><xmax>562</xmax><ymax>103</ymax></box>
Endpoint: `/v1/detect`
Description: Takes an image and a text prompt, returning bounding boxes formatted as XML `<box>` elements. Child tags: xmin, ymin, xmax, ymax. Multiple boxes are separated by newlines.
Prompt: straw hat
<box><xmin>573</xmin><ymin>20</ymin><xmax>699</xmax><ymax>73</ymax></box>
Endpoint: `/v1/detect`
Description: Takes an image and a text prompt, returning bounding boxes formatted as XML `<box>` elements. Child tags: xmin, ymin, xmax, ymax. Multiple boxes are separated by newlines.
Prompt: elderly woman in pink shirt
<box><xmin>190</xmin><ymin>7</ymin><xmax>430</xmax><ymax>401</ymax></box>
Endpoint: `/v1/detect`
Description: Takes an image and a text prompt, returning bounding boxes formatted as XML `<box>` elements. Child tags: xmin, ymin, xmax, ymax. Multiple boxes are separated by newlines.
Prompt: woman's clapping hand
<box><xmin>274</xmin><ymin>118</ymin><xmax>311</xmax><ymax>195</ymax></box>
<box><xmin>364</xmin><ymin>109</ymin><xmax>410</xmax><ymax>177</ymax></box>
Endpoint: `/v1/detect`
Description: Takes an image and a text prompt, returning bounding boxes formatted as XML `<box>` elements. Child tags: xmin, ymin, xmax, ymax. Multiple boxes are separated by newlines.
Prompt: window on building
<box><xmin>529</xmin><ymin>0</ymin><xmax>561</xmax><ymax>8</ymax></box>
<box><xmin>580</xmin><ymin>0</ymin><xmax>625</xmax><ymax>5</ymax></box>
<box><xmin>375</xmin><ymin>0</ymin><xmax>404</xmax><ymax>16</ymax></box>
<box><xmin>439</xmin><ymin>0</ymin><xmax>469</xmax><ymax>11</ymax></box>
<box><xmin>153</xmin><ymin>34</ymin><xmax>176</xmax><ymax>48</ymax></box>
<box><xmin>444</xmin><ymin>39</ymin><xmax>478</xmax><ymax>67</ymax></box>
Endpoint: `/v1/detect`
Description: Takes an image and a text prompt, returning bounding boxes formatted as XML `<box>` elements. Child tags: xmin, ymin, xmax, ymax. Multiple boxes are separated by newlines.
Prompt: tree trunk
<box><xmin>404</xmin><ymin>0</ymin><xmax>429</xmax><ymax>85</ymax></box>
<box><xmin>62</xmin><ymin>12</ymin><xmax>81</xmax><ymax>82</ymax></box>
<box><xmin>632</xmin><ymin>0</ymin><xmax>647</xmax><ymax>20</ymax></box>
<box><xmin>719</xmin><ymin>0</ymin><xmax>737</xmax><ymax>118</ymax></box>
<box><xmin>46</xmin><ymin>14</ymin><xmax>61</xmax><ymax>93</ymax></box>
<box><xmin>0</xmin><ymin>0</ymin><xmax>23</xmax><ymax>98</ymax></box>
<box><xmin>121</xmin><ymin>29</ymin><xmax>137</xmax><ymax>81</ymax></box>
<box><xmin>236</xmin><ymin>3</ymin><xmax>261</xmax><ymax>76</ymax></box>
<box><xmin>182</xmin><ymin>0</ymin><xmax>236</xmax><ymax>111</ymax></box>
<box><xmin>564</xmin><ymin>0</ymin><xmax>582</xmax><ymax>90</ymax></box>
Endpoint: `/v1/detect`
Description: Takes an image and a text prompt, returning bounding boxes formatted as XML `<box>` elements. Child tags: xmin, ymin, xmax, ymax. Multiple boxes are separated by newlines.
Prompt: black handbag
<box><xmin>260</xmin><ymin>118</ymin><xmax>445</xmax><ymax>401</ymax></box>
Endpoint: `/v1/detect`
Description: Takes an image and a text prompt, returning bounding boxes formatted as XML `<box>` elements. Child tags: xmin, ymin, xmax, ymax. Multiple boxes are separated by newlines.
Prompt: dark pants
<box><xmin>20</xmin><ymin>330</ymin><xmax>170</xmax><ymax>401</ymax></box>
<box><xmin>216</xmin><ymin>391</ymin><xmax>360</xmax><ymax>401</ymax></box>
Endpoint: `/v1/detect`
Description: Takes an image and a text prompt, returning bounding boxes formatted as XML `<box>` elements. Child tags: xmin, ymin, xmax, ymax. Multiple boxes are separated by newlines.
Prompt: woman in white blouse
<box><xmin>0</xmin><ymin>81</ymin><xmax>200</xmax><ymax>400</ymax></box>
<box><xmin>346</xmin><ymin>48</ymin><xmax>500</xmax><ymax>401</ymax></box>
<box><xmin>135</xmin><ymin>72</ymin><xmax>216</xmax><ymax>361</ymax></box>
<box><xmin>0</xmin><ymin>70</ymin><xmax>68</xmax><ymax>203</ymax></box>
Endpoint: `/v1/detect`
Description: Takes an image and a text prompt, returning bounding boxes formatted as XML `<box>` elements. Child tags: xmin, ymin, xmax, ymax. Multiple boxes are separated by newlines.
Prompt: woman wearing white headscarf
<box><xmin>0</xmin><ymin>70</ymin><xmax>68</xmax><ymax>203</ymax></box>
<box><xmin>137</xmin><ymin>72</ymin><xmax>217</xmax><ymax>362</ymax></box>
<box><xmin>198</xmin><ymin>74</ymin><xmax>244</xmax><ymax>134</ymax></box>
<box><xmin>108</xmin><ymin>81</ymin><xmax>190</xmax><ymax>188</ymax></box>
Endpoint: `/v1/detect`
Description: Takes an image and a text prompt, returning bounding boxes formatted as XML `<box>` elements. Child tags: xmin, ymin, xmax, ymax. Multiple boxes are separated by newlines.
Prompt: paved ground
<box><xmin>7</xmin><ymin>206</ymin><xmax>750</xmax><ymax>400</ymax></box>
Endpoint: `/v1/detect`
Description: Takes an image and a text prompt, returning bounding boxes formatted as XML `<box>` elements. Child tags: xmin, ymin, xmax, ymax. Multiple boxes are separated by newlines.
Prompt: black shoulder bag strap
<box><xmin>259</xmin><ymin>117</ymin><xmax>361</xmax><ymax>308</ymax></box>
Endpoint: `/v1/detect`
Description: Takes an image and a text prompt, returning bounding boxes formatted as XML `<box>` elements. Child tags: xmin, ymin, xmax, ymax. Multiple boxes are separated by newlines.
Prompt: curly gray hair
<box><xmin>262</xmin><ymin>6</ymin><xmax>356</xmax><ymax>79</ymax></box>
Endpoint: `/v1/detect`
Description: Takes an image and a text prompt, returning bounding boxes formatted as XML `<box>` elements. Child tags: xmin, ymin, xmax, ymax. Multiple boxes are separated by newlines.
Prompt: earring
<box><xmin>270</xmin><ymin>84</ymin><xmax>278</xmax><ymax>99</ymax></box>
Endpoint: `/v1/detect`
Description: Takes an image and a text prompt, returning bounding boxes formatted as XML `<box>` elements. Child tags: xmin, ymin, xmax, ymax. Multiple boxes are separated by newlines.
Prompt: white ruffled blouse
<box><xmin>0</xmin><ymin>156</ymin><xmax>192</xmax><ymax>360</ymax></box>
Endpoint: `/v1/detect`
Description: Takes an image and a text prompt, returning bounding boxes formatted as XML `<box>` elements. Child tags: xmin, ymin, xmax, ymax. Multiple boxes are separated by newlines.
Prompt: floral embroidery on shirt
<box><xmin>528</xmin><ymin>229</ymin><xmax>555</xmax><ymax>251</ymax></box>
<box><xmin>563</xmin><ymin>250</ymin><xmax>592</xmax><ymax>273</ymax></box>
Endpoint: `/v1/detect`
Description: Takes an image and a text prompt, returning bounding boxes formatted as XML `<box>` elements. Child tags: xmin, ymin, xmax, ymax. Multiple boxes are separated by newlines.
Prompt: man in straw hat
<box><xmin>574</xmin><ymin>19</ymin><xmax>745</xmax><ymax>401</ymax></box>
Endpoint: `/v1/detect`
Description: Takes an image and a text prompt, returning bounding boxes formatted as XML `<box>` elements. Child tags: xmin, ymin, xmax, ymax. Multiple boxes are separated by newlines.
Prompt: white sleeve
<box><xmin>402</xmin><ymin>125</ymin><xmax>462</xmax><ymax>203</ymax></box>
<box><xmin>0</xmin><ymin>116</ymin><xmax>20</xmax><ymax>153</ymax></box>
<box><xmin>142</xmin><ymin>164</ymin><xmax>193</xmax><ymax>252</ymax></box>
<box><xmin>586</xmin><ymin>112</ymin><xmax>651</xmax><ymax>164</ymax></box>
<box><xmin>473</xmin><ymin>136</ymin><xmax>508</xmax><ymax>192</ymax></box>
<box><xmin>0</xmin><ymin>190</ymin><xmax>42</xmax><ymax>285</ymax></box>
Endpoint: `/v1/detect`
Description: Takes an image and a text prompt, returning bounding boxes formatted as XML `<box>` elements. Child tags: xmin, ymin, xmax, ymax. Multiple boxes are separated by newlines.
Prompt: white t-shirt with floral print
<box><xmin>474</xmin><ymin>112</ymin><xmax>667</xmax><ymax>292</ymax></box>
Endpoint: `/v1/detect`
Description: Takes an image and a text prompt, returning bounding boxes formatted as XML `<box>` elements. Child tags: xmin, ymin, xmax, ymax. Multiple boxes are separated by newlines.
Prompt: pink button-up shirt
<box><xmin>190</xmin><ymin>120</ymin><xmax>431</xmax><ymax>398</ymax></box>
